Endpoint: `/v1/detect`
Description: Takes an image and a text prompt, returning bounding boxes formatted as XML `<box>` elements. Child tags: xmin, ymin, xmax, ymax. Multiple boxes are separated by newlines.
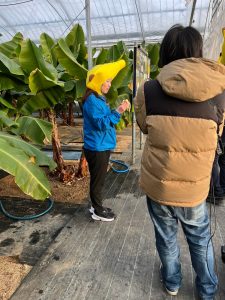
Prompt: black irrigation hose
<box><xmin>0</xmin><ymin>198</ymin><xmax>54</xmax><ymax>220</ymax></box>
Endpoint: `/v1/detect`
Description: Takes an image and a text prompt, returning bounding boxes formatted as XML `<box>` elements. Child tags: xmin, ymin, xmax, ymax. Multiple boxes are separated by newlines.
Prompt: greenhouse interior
<box><xmin>0</xmin><ymin>0</ymin><xmax>225</xmax><ymax>300</ymax></box>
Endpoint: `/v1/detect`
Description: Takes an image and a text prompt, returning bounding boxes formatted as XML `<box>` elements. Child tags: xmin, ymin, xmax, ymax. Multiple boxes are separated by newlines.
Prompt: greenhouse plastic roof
<box><xmin>0</xmin><ymin>0</ymin><xmax>210</xmax><ymax>45</ymax></box>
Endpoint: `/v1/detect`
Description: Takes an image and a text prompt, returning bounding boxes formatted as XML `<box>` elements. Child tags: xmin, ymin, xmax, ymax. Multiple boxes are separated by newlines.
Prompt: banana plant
<box><xmin>0</xmin><ymin>131</ymin><xmax>56</xmax><ymax>200</ymax></box>
<box><xmin>145</xmin><ymin>43</ymin><xmax>160</xmax><ymax>79</ymax></box>
<box><xmin>105</xmin><ymin>41</ymin><xmax>133</xmax><ymax>130</ymax></box>
<box><xmin>0</xmin><ymin>97</ymin><xmax>56</xmax><ymax>200</ymax></box>
<box><xmin>0</xmin><ymin>34</ymin><xmax>59</xmax><ymax>199</ymax></box>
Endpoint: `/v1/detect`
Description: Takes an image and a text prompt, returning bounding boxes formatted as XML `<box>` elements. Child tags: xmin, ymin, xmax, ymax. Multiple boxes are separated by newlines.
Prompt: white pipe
<box><xmin>85</xmin><ymin>0</ymin><xmax>92</xmax><ymax>69</ymax></box>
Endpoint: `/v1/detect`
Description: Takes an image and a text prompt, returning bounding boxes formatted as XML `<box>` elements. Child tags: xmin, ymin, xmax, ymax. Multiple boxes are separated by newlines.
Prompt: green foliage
<box><xmin>0</xmin><ymin>51</ymin><xmax>24</xmax><ymax>76</ymax></box>
<box><xmin>115</xmin><ymin>118</ymin><xmax>125</xmax><ymax>131</ymax></box>
<box><xmin>19</xmin><ymin>86</ymin><xmax>64</xmax><ymax>115</ymax></box>
<box><xmin>29</xmin><ymin>68</ymin><xmax>64</xmax><ymax>94</ymax></box>
<box><xmin>0</xmin><ymin>133</ymin><xmax>56</xmax><ymax>200</ymax></box>
<box><xmin>65</xmin><ymin>24</ymin><xmax>85</xmax><ymax>56</ymax></box>
<box><xmin>19</xmin><ymin>39</ymin><xmax>58</xmax><ymax>80</ymax></box>
<box><xmin>107</xmin><ymin>45</ymin><xmax>121</xmax><ymax>62</ymax></box>
<box><xmin>0</xmin><ymin>97</ymin><xmax>15</xmax><ymax>110</ymax></box>
<box><xmin>95</xmin><ymin>48</ymin><xmax>108</xmax><ymax>65</ymax></box>
<box><xmin>54</xmin><ymin>38</ymin><xmax>87</xmax><ymax>79</ymax></box>
<box><xmin>116</xmin><ymin>41</ymin><xmax>129</xmax><ymax>56</ymax></box>
<box><xmin>0</xmin><ymin>74</ymin><xmax>25</xmax><ymax>91</ymax></box>
<box><xmin>64</xmin><ymin>80</ymin><xmax>75</xmax><ymax>92</ymax></box>
<box><xmin>0</xmin><ymin>111</ymin><xmax>18</xmax><ymax>128</ymax></box>
<box><xmin>146</xmin><ymin>43</ymin><xmax>160</xmax><ymax>65</ymax></box>
<box><xmin>0</xmin><ymin>32</ymin><xmax>23</xmax><ymax>58</ymax></box>
<box><xmin>77</xmin><ymin>44</ymin><xmax>87</xmax><ymax>64</ymax></box>
<box><xmin>146</xmin><ymin>43</ymin><xmax>160</xmax><ymax>79</ymax></box>
<box><xmin>13</xmin><ymin>116</ymin><xmax>52</xmax><ymax>145</ymax></box>
<box><xmin>40</xmin><ymin>33</ymin><xmax>57</xmax><ymax>66</ymax></box>
<box><xmin>76</xmin><ymin>79</ymin><xmax>86</xmax><ymax>99</ymax></box>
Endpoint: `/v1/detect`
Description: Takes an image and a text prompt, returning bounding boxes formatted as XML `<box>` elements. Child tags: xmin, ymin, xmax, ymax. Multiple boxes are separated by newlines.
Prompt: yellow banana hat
<box><xmin>86</xmin><ymin>59</ymin><xmax>126</xmax><ymax>95</ymax></box>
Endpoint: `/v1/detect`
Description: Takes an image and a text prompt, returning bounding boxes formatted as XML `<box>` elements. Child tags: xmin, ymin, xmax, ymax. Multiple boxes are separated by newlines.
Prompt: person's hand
<box><xmin>116</xmin><ymin>99</ymin><xmax>131</xmax><ymax>114</ymax></box>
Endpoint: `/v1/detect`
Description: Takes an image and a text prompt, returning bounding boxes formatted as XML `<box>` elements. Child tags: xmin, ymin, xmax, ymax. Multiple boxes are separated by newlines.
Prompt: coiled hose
<box><xmin>0</xmin><ymin>198</ymin><xmax>54</xmax><ymax>220</ymax></box>
<box><xmin>110</xmin><ymin>159</ymin><xmax>130</xmax><ymax>173</ymax></box>
<box><xmin>0</xmin><ymin>157</ymin><xmax>128</xmax><ymax>220</ymax></box>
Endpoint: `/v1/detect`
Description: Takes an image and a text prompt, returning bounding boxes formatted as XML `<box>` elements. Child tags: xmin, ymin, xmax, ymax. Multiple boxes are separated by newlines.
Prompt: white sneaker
<box><xmin>89</xmin><ymin>206</ymin><xmax>112</xmax><ymax>214</ymax></box>
<box><xmin>165</xmin><ymin>286</ymin><xmax>179</xmax><ymax>296</ymax></box>
<box><xmin>89</xmin><ymin>206</ymin><xmax>94</xmax><ymax>214</ymax></box>
<box><xmin>160</xmin><ymin>264</ymin><xmax>179</xmax><ymax>296</ymax></box>
<box><xmin>91</xmin><ymin>210</ymin><xmax>115</xmax><ymax>222</ymax></box>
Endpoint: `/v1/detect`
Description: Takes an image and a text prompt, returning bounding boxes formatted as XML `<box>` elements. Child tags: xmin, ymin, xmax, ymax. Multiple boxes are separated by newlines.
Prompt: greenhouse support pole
<box><xmin>132</xmin><ymin>46</ymin><xmax>137</xmax><ymax>165</ymax></box>
<box><xmin>189</xmin><ymin>0</ymin><xmax>197</xmax><ymax>26</ymax></box>
<box><xmin>85</xmin><ymin>0</ymin><xmax>92</xmax><ymax>69</ymax></box>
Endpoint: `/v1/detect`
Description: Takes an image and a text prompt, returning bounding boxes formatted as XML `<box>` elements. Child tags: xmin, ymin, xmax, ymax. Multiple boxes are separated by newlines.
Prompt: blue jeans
<box><xmin>147</xmin><ymin>197</ymin><xmax>218</xmax><ymax>300</ymax></box>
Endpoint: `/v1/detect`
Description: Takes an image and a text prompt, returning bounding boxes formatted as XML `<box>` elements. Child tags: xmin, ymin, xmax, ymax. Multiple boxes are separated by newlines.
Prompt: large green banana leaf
<box><xmin>29</xmin><ymin>68</ymin><xmax>64</xmax><ymax>94</ymax></box>
<box><xmin>0</xmin><ymin>52</ymin><xmax>24</xmax><ymax>76</ymax></box>
<box><xmin>40</xmin><ymin>33</ymin><xmax>57</xmax><ymax>67</ymax></box>
<box><xmin>111</xmin><ymin>64</ymin><xmax>132</xmax><ymax>89</ymax></box>
<box><xmin>0</xmin><ymin>111</ymin><xmax>18</xmax><ymax>128</ymax></box>
<box><xmin>65</xmin><ymin>24</ymin><xmax>85</xmax><ymax>56</ymax></box>
<box><xmin>106</xmin><ymin>88</ymin><xmax>118</xmax><ymax>105</ymax></box>
<box><xmin>95</xmin><ymin>48</ymin><xmax>108</xmax><ymax>65</ymax></box>
<box><xmin>12</xmin><ymin>116</ymin><xmax>52</xmax><ymax>145</ymax></box>
<box><xmin>19</xmin><ymin>86</ymin><xmax>64</xmax><ymax>115</ymax></box>
<box><xmin>0</xmin><ymin>32</ymin><xmax>23</xmax><ymax>58</ymax></box>
<box><xmin>0</xmin><ymin>132</ymin><xmax>56</xmax><ymax>170</ymax></box>
<box><xmin>0</xmin><ymin>97</ymin><xmax>15</xmax><ymax>110</ymax></box>
<box><xmin>54</xmin><ymin>38</ymin><xmax>87</xmax><ymax>79</ymax></box>
<box><xmin>0</xmin><ymin>133</ymin><xmax>56</xmax><ymax>200</ymax></box>
<box><xmin>0</xmin><ymin>74</ymin><xmax>26</xmax><ymax>91</ymax></box>
<box><xmin>146</xmin><ymin>43</ymin><xmax>160</xmax><ymax>79</ymax></box>
<box><xmin>116</xmin><ymin>41</ymin><xmax>129</xmax><ymax>56</ymax></box>
<box><xmin>64</xmin><ymin>80</ymin><xmax>75</xmax><ymax>92</ymax></box>
<box><xmin>19</xmin><ymin>39</ymin><xmax>58</xmax><ymax>80</ymax></box>
<box><xmin>77</xmin><ymin>44</ymin><xmax>87</xmax><ymax>64</ymax></box>
<box><xmin>146</xmin><ymin>43</ymin><xmax>160</xmax><ymax>66</ymax></box>
<box><xmin>76</xmin><ymin>79</ymin><xmax>86</xmax><ymax>99</ymax></box>
<box><xmin>107</xmin><ymin>45</ymin><xmax>121</xmax><ymax>62</ymax></box>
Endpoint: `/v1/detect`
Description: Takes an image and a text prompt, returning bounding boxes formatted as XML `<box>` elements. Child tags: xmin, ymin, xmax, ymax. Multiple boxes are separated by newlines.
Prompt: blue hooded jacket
<box><xmin>83</xmin><ymin>93</ymin><xmax>121</xmax><ymax>151</ymax></box>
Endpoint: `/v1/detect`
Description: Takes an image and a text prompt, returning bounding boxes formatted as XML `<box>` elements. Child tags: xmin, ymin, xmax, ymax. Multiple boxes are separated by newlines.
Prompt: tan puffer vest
<box><xmin>134</xmin><ymin>58</ymin><xmax>225</xmax><ymax>207</ymax></box>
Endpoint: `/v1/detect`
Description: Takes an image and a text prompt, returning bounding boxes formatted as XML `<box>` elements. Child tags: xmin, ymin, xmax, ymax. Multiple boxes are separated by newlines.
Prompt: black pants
<box><xmin>84</xmin><ymin>149</ymin><xmax>110</xmax><ymax>211</ymax></box>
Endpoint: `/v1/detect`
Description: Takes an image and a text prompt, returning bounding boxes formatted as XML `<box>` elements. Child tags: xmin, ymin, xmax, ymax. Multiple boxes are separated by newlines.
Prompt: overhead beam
<box><xmin>91</xmin><ymin>27</ymin><xmax>205</xmax><ymax>42</ymax></box>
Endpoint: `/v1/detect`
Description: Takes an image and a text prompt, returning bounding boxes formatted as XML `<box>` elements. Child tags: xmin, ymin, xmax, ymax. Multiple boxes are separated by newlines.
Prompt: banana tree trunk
<box><xmin>68</xmin><ymin>102</ymin><xmax>75</xmax><ymax>126</ymax></box>
<box><xmin>47</xmin><ymin>109</ymin><xmax>65</xmax><ymax>172</ymax></box>
<box><xmin>61</xmin><ymin>110</ymin><xmax>67</xmax><ymax>125</ymax></box>
<box><xmin>76</xmin><ymin>150</ymin><xmax>88</xmax><ymax>178</ymax></box>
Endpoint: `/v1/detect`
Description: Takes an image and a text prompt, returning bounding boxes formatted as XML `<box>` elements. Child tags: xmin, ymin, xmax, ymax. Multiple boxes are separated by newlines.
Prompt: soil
<box><xmin>0</xmin><ymin>161</ymin><xmax>90</xmax><ymax>204</ymax></box>
<box><xmin>0</xmin><ymin>161</ymin><xmax>90</xmax><ymax>299</ymax></box>
<box><xmin>0</xmin><ymin>256</ymin><xmax>32</xmax><ymax>300</ymax></box>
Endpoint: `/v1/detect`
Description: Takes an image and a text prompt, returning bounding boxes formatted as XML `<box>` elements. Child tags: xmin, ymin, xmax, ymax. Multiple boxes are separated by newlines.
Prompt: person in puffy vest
<box><xmin>134</xmin><ymin>24</ymin><xmax>225</xmax><ymax>299</ymax></box>
<box><xmin>83</xmin><ymin>60</ymin><xmax>130</xmax><ymax>222</ymax></box>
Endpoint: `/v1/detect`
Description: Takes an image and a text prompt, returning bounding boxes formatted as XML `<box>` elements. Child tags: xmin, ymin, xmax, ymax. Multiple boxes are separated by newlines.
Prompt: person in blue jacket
<box><xmin>83</xmin><ymin>60</ymin><xmax>130</xmax><ymax>222</ymax></box>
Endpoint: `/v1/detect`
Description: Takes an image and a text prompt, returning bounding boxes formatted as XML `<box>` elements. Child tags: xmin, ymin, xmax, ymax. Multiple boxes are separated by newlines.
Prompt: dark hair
<box><xmin>158</xmin><ymin>24</ymin><xmax>203</xmax><ymax>67</ymax></box>
<box><xmin>82</xmin><ymin>88</ymin><xmax>99</xmax><ymax>104</ymax></box>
